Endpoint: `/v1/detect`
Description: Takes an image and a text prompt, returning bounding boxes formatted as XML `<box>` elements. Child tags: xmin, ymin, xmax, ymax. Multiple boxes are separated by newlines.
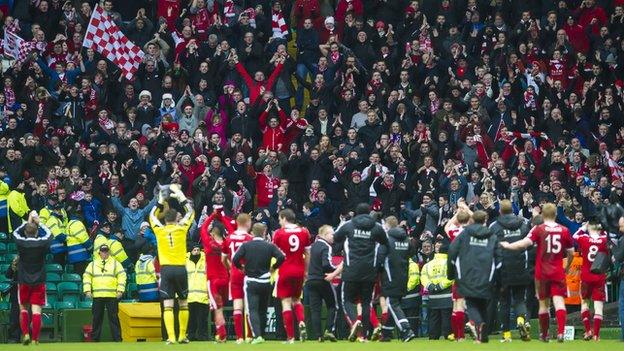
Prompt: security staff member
<box><xmin>334</xmin><ymin>203</ymin><xmax>387</xmax><ymax>341</ymax></box>
<box><xmin>420</xmin><ymin>240</ymin><xmax>453</xmax><ymax>340</ymax></box>
<box><xmin>39</xmin><ymin>194</ymin><xmax>68</xmax><ymax>265</ymax></box>
<box><xmin>489</xmin><ymin>200</ymin><xmax>531</xmax><ymax>342</ymax></box>
<box><xmin>135</xmin><ymin>246</ymin><xmax>158</xmax><ymax>302</ymax></box>
<box><xmin>186</xmin><ymin>245</ymin><xmax>209</xmax><ymax>341</ymax></box>
<box><xmin>83</xmin><ymin>244</ymin><xmax>127</xmax><ymax>342</ymax></box>
<box><xmin>307</xmin><ymin>225</ymin><xmax>340</xmax><ymax>342</ymax></box>
<box><xmin>233</xmin><ymin>222</ymin><xmax>285</xmax><ymax>345</ymax></box>
<box><xmin>449</xmin><ymin>211</ymin><xmax>501</xmax><ymax>344</ymax></box>
<box><xmin>66</xmin><ymin>213</ymin><xmax>92</xmax><ymax>275</ymax></box>
<box><xmin>377</xmin><ymin>217</ymin><xmax>416</xmax><ymax>342</ymax></box>
<box><xmin>149</xmin><ymin>185</ymin><xmax>195</xmax><ymax>344</ymax></box>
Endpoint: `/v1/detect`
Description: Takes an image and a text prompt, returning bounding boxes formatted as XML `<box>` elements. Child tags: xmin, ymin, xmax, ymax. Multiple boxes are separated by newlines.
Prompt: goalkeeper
<box><xmin>149</xmin><ymin>185</ymin><xmax>195</xmax><ymax>344</ymax></box>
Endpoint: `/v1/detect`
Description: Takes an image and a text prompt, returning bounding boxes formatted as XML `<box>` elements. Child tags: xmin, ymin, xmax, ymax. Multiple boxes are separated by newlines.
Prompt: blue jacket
<box><xmin>81</xmin><ymin>197</ymin><xmax>103</xmax><ymax>227</ymax></box>
<box><xmin>111</xmin><ymin>197</ymin><xmax>157</xmax><ymax>240</ymax></box>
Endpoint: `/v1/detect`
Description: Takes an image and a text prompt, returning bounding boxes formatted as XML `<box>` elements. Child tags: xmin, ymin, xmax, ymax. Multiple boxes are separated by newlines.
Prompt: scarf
<box><xmin>524</xmin><ymin>90</ymin><xmax>536</xmax><ymax>109</ymax></box>
<box><xmin>224</xmin><ymin>0</ymin><xmax>235</xmax><ymax>20</ymax></box>
<box><xmin>5</xmin><ymin>19</ymin><xmax>20</xmax><ymax>34</ymax></box>
<box><xmin>98</xmin><ymin>115</ymin><xmax>115</xmax><ymax>132</ymax></box>
<box><xmin>4</xmin><ymin>86</ymin><xmax>15</xmax><ymax>107</ymax></box>
<box><xmin>47</xmin><ymin>178</ymin><xmax>59</xmax><ymax>193</ymax></box>
<box><xmin>240</xmin><ymin>8</ymin><xmax>256</xmax><ymax>28</ymax></box>
<box><xmin>271</xmin><ymin>9</ymin><xmax>288</xmax><ymax>39</ymax></box>
<box><xmin>233</xmin><ymin>188</ymin><xmax>246</xmax><ymax>215</ymax></box>
<box><xmin>309</xmin><ymin>187</ymin><xmax>319</xmax><ymax>202</ymax></box>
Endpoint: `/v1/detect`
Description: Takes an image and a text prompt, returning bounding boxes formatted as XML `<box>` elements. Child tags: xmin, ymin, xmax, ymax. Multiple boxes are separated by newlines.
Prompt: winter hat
<box><xmin>139</xmin><ymin>90</ymin><xmax>152</xmax><ymax>100</ymax></box>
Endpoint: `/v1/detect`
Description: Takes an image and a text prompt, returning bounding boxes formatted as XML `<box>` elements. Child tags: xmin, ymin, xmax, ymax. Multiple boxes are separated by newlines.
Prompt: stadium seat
<box><xmin>45</xmin><ymin>282</ymin><xmax>57</xmax><ymax>295</ymax></box>
<box><xmin>46</xmin><ymin>294</ymin><xmax>58</xmax><ymax>305</ymax></box>
<box><xmin>54</xmin><ymin>301</ymin><xmax>75</xmax><ymax>310</ymax></box>
<box><xmin>57</xmin><ymin>281</ymin><xmax>80</xmax><ymax>295</ymax></box>
<box><xmin>46</xmin><ymin>273</ymin><xmax>62</xmax><ymax>283</ymax></box>
<box><xmin>0</xmin><ymin>243</ymin><xmax>6</xmax><ymax>254</ymax></box>
<box><xmin>77</xmin><ymin>300</ymin><xmax>93</xmax><ymax>309</ymax></box>
<box><xmin>0</xmin><ymin>275</ymin><xmax>9</xmax><ymax>283</ymax></box>
<box><xmin>45</xmin><ymin>254</ymin><xmax>54</xmax><ymax>263</ymax></box>
<box><xmin>0</xmin><ymin>301</ymin><xmax>10</xmax><ymax>310</ymax></box>
<box><xmin>0</xmin><ymin>232</ymin><xmax>7</xmax><ymax>241</ymax></box>
<box><xmin>45</xmin><ymin>263</ymin><xmax>63</xmax><ymax>274</ymax></box>
<box><xmin>0</xmin><ymin>282</ymin><xmax>11</xmax><ymax>293</ymax></box>
<box><xmin>0</xmin><ymin>263</ymin><xmax>9</xmax><ymax>274</ymax></box>
<box><xmin>126</xmin><ymin>282</ymin><xmax>137</xmax><ymax>299</ymax></box>
<box><xmin>6</xmin><ymin>242</ymin><xmax>16</xmax><ymax>253</ymax></box>
<box><xmin>64</xmin><ymin>264</ymin><xmax>74</xmax><ymax>273</ymax></box>
<box><xmin>62</xmin><ymin>295</ymin><xmax>80</xmax><ymax>305</ymax></box>
<box><xmin>62</xmin><ymin>273</ymin><xmax>82</xmax><ymax>282</ymax></box>
<box><xmin>4</xmin><ymin>253</ymin><xmax>17</xmax><ymax>263</ymax></box>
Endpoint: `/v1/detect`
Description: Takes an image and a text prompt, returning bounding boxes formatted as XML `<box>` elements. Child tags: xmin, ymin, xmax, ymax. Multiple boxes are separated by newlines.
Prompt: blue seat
<box><xmin>45</xmin><ymin>264</ymin><xmax>63</xmax><ymax>274</ymax></box>
<box><xmin>62</xmin><ymin>273</ymin><xmax>82</xmax><ymax>282</ymax></box>
<box><xmin>46</xmin><ymin>273</ymin><xmax>62</xmax><ymax>283</ymax></box>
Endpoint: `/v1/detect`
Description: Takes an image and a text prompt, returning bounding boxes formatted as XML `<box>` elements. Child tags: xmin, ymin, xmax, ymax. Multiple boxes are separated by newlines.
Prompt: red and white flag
<box><xmin>606</xmin><ymin>151</ymin><xmax>624</xmax><ymax>182</ymax></box>
<box><xmin>3</xmin><ymin>30</ymin><xmax>36</xmax><ymax>64</ymax></box>
<box><xmin>82</xmin><ymin>4</ymin><xmax>144</xmax><ymax>80</ymax></box>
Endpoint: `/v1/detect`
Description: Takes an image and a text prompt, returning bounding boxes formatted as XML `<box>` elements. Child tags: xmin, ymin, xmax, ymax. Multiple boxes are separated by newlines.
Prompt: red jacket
<box><xmin>283</xmin><ymin>118</ymin><xmax>309</xmax><ymax>147</ymax></box>
<box><xmin>575</xmin><ymin>5</ymin><xmax>607</xmax><ymax>35</ymax></box>
<box><xmin>564</xmin><ymin>24</ymin><xmax>589</xmax><ymax>55</ymax></box>
<box><xmin>255</xmin><ymin>173</ymin><xmax>280</xmax><ymax>208</ymax></box>
<box><xmin>259</xmin><ymin>109</ymin><xmax>287</xmax><ymax>151</ymax></box>
<box><xmin>335</xmin><ymin>0</ymin><xmax>363</xmax><ymax>23</ymax></box>
<box><xmin>235</xmin><ymin>62</ymin><xmax>283</xmax><ymax>105</ymax></box>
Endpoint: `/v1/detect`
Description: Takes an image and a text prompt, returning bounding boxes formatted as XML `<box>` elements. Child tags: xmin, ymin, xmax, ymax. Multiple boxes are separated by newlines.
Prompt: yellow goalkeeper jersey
<box><xmin>149</xmin><ymin>205</ymin><xmax>195</xmax><ymax>266</ymax></box>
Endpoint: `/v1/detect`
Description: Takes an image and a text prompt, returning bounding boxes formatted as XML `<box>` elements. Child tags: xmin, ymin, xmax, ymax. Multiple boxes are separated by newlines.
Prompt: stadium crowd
<box><xmin>2</xmin><ymin>0</ymin><xmax>624</xmax><ymax>345</ymax></box>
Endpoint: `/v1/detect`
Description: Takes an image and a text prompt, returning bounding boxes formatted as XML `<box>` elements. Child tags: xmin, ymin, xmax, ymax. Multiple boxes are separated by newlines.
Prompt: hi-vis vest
<box><xmin>83</xmin><ymin>256</ymin><xmax>127</xmax><ymax>298</ymax></box>
<box><xmin>66</xmin><ymin>220</ymin><xmax>92</xmax><ymax>263</ymax></box>
<box><xmin>186</xmin><ymin>252</ymin><xmax>209</xmax><ymax>304</ymax></box>
<box><xmin>0</xmin><ymin>180</ymin><xmax>30</xmax><ymax>232</ymax></box>
<box><xmin>39</xmin><ymin>207</ymin><xmax>68</xmax><ymax>254</ymax></box>
<box><xmin>108</xmin><ymin>236</ymin><xmax>130</xmax><ymax>268</ymax></box>
<box><xmin>135</xmin><ymin>255</ymin><xmax>158</xmax><ymax>302</ymax></box>
<box><xmin>564</xmin><ymin>252</ymin><xmax>582</xmax><ymax>305</ymax></box>
<box><xmin>93</xmin><ymin>233</ymin><xmax>108</xmax><ymax>259</ymax></box>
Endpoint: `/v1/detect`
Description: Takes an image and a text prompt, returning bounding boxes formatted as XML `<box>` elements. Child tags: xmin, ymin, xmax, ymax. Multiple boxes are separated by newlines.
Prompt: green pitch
<box><xmin>3</xmin><ymin>340</ymin><xmax>623</xmax><ymax>350</ymax></box>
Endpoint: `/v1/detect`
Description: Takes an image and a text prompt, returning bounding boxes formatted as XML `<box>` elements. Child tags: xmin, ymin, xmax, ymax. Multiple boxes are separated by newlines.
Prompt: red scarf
<box><xmin>271</xmin><ymin>9</ymin><xmax>288</xmax><ymax>38</ymax></box>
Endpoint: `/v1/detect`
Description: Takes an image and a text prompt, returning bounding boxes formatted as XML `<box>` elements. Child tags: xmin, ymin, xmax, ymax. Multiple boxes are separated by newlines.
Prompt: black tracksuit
<box><xmin>378</xmin><ymin>227</ymin><xmax>415</xmax><ymax>338</ymax></box>
<box><xmin>489</xmin><ymin>214</ymin><xmax>531</xmax><ymax>331</ymax></box>
<box><xmin>334</xmin><ymin>214</ymin><xmax>387</xmax><ymax>335</ymax></box>
<box><xmin>448</xmin><ymin>224</ymin><xmax>501</xmax><ymax>341</ymax></box>
<box><xmin>233</xmin><ymin>237</ymin><xmax>285</xmax><ymax>338</ymax></box>
<box><xmin>306</xmin><ymin>238</ymin><xmax>338</xmax><ymax>339</ymax></box>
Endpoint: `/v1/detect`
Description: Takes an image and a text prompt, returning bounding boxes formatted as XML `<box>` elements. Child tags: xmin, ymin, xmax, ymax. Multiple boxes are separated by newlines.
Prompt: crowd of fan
<box><xmin>0</xmin><ymin>0</ymin><xmax>623</xmax><ymax>270</ymax></box>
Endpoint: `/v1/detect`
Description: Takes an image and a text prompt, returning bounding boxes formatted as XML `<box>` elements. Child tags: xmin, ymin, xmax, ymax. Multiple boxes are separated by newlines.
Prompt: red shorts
<box><xmin>18</xmin><ymin>284</ymin><xmax>46</xmax><ymax>306</ymax></box>
<box><xmin>230</xmin><ymin>277</ymin><xmax>244</xmax><ymax>300</ymax></box>
<box><xmin>276</xmin><ymin>275</ymin><xmax>304</xmax><ymax>299</ymax></box>
<box><xmin>208</xmin><ymin>278</ymin><xmax>229</xmax><ymax>309</ymax></box>
<box><xmin>452</xmin><ymin>283</ymin><xmax>463</xmax><ymax>300</ymax></box>
<box><xmin>535</xmin><ymin>279</ymin><xmax>567</xmax><ymax>300</ymax></box>
<box><xmin>581</xmin><ymin>280</ymin><xmax>606</xmax><ymax>301</ymax></box>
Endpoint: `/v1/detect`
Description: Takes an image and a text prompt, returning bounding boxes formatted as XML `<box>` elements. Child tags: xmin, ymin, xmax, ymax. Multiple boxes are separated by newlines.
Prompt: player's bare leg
<box><xmin>581</xmin><ymin>299</ymin><xmax>593</xmax><ymax>340</ymax></box>
<box><xmin>281</xmin><ymin>297</ymin><xmax>296</xmax><ymax>343</ymax></box>
<box><xmin>178</xmin><ymin>299</ymin><xmax>190</xmax><ymax>343</ymax></box>
<box><xmin>213</xmin><ymin>307</ymin><xmax>226</xmax><ymax>342</ymax></box>
<box><xmin>19</xmin><ymin>303</ymin><xmax>31</xmax><ymax>345</ymax></box>
<box><xmin>592</xmin><ymin>300</ymin><xmax>604</xmax><ymax>341</ymax></box>
<box><xmin>232</xmin><ymin>299</ymin><xmax>245</xmax><ymax>343</ymax></box>
<box><xmin>292</xmin><ymin>297</ymin><xmax>307</xmax><ymax>341</ymax></box>
<box><xmin>537</xmin><ymin>298</ymin><xmax>551</xmax><ymax>342</ymax></box>
<box><xmin>552</xmin><ymin>296</ymin><xmax>567</xmax><ymax>343</ymax></box>
<box><xmin>451</xmin><ymin>298</ymin><xmax>466</xmax><ymax>341</ymax></box>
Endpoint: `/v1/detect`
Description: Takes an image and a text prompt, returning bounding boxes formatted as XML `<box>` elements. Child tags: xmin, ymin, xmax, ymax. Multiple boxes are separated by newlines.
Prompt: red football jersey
<box><xmin>573</xmin><ymin>230</ymin><xmax>608</xmax><ymax>282</ymax></box>
<box><xmin>273</xmin><ymin>224</ymin><xmax>311</xmax><ymax>277</ymax></box>
<box><xmin>203</xmin><ymin>235</ymin><xmax>229</xmax><ymax>280</ymax></box>
<box><xmin>446</xmin><ymin>224</ymin><xmax>464</xmax><ymax>242</ymax></box>
<box><xmin>527</xmin><ymin>222</ymin><xmax>573</xmax><ymax>281</ymax></box>
<box><xmin>222</xmin><ymin>230</ymin><xmax>253</xmax><ymax>280</ymax></box>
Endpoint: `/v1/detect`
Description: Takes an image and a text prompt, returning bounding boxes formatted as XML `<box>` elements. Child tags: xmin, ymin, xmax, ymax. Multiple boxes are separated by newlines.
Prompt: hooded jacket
<box><xmin>448</xmin><ymin>224</ymin><xmax>501</xmax><ymax>299</ymax></box>
<box><xmin>489</xmin><ymin>214</ymin><xmax>531</xmax><ymax>286</ymax></box>
<box><xmin>334</xmin><ymin>214</ymin><xmax>387</xmax><ymax>282</ymax></box>
<box><xmin>378</xmin><ymin>227</ymin><xmax>414</xmax><ymax>297</ymax></box>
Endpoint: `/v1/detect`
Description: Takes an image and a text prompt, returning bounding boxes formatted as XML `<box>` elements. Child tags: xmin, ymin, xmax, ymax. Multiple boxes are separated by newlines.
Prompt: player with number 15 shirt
<box><xmin>526</xmin><ymin>221</ymin><xmax>573</xmax><ymax>294</ymax></box>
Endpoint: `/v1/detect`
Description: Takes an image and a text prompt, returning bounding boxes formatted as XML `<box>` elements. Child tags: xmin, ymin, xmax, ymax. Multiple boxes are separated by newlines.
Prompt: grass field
<box><xmin>3</xmin><ymin>339</ymin><xmax>624</xmax><ymax>351</ymax></box>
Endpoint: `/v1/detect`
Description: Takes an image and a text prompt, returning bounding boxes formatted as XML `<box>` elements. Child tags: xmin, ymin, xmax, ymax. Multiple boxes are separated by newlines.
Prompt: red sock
<box><xmin>593</xmin><ymin>314</ymin><xmax>602</xmax><ymax>338</ymax></box>
<box><xmin>357</xmin><ymin>314</ymin><xmax>362</xmax><ymax>322</ymax></box>
<box><xmin>283</xmin><ymin>310</ymin><xmax>294</xmax><ymax>340</ymax></box>
<box><xmin>233</xmin><ymin>311</ymin><xmax>243</xmax><ymax>339</ymax></box>
<box><xmin>369</xmin><ymin>308</ymin><xmax>379</xmax><ymax>328</ymax></box>
<box><xmin>456</xmin><ymin>311</ymin><xmax>465</xmax><ymax>339</ymax></box>
<box><xmin>451</xmin><ymin>312</ymin><xmax>457</xmax><ymax>336</ymax></box>
<box><xmin>20</xmin><ymin>310</ymin><xmax>29</xmax><ymax>336</ymax></box>
<box><xmin>581</xmin><ymin>310</ymin><xmax>591</xmax><ymax>333</ymax></box>
<box><xmin>381</xmin><ymin>312</ymin><xmax>388</xmax><ymax>325</ymax></box>
<box><xmin>31</xmin><ymin>313</ymin><xmax>41</xmax><ymax>341</ymax></box>
<box><xmin>538</xmin><ymin>312</ymin><xmax>550</xmax><ymax>338</ymax></box>
<box><xmin>216</xmin><ymin>324</ymin><xmax>227</xmax><ymax>340</ymax></box>
<box><xmin>293</xmin><ymin>303</ymin><xmax>305</xmax><ymax>324</ymax></box>
<box><xmin>555</xmin><ymin>309</ymin><xmax>566</xmax><ymax>335</ymax></box>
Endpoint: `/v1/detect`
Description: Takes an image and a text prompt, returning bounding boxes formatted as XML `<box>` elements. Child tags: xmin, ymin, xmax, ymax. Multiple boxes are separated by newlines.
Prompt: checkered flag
<box><xmin>82</xmin><ymin>4</ymin><xmax>144</xmax><ymax>80</ymax></box>
<box><xmin>3</xmin><ymin>30</ymin><xmax>36</xmax><ymax>64</ymax></box>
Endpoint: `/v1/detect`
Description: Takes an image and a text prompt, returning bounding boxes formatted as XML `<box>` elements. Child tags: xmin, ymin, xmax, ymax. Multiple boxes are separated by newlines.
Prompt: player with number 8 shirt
<box><xmin>572</xmin><ymin>217</ymin><xmax>609</xmax><ymax>341</ymax></box>
<box><xmin>272</xmin><ymin>209</ymin><xmax>311</xmax><ymax>343</ymax></box>
<box><xmin>500</xmin><ymin>203</ymin><xmax>574</xmax><ymax>343</ymax></box>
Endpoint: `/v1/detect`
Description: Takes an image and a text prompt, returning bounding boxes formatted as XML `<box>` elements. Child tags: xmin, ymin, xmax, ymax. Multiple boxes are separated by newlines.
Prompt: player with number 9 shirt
<box><xmin>500</xmin><ymin>203</ymin><xmax>574</xmax><ymax>343</ymax></box>
<box><xmin>272</xmin><ymin>209</ymin><xmax>311</xmax><ymax>343</ymax></box>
